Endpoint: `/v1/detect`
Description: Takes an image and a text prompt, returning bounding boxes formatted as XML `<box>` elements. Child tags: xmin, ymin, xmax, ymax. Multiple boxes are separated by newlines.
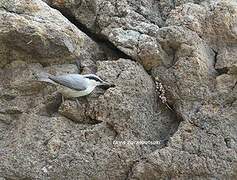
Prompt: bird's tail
<box><xmin>32</xmin><ymin>72</ymin><xmax>57</xmax><ymax>85</ymax></box>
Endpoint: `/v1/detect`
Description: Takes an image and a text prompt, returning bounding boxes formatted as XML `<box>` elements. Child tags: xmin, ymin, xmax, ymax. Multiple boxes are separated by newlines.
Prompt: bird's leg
<box><xmin>84</xmin><ymin>97</ymin><xmax>89</xmax><ymax>104</ymax></box>
<box><xmin>76</xmin><ymin>98</ymin><xmax>80</xmax><ymax>108</ymax></box>
<box><xmin>61</xmin><ymin>95</ymin><xmax>65</xmax><ymax>104</ymax></box>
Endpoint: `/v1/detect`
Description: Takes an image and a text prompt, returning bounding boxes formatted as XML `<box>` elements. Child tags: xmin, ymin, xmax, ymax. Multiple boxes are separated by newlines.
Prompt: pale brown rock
<box><xmin>128</xmin><ymin>1</ymin><xmax>237</xmax><ymax>179</ymax></box>
<box><xmin>0</xmin><ymin>0</ymin><xmax>83</xmax><ymax>67</ymax></box>
<box><xmin>44</xmin><ymin>0</ymin><xmax>164</xmax><ymax>70</ymax></box>
<box><xmin>0</xmin><ymin>57</ymin><xmax>178</xmax><ymax>179</ymax></box>
<box><xmin>1</xmin><ymin>0</ymin><xmax>237</xmax><ymax>179</ymax></box>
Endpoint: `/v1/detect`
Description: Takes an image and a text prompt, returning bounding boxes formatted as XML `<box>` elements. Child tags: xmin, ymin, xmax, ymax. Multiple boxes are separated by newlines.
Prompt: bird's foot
<box><xmin>61</xmin><ymin>95</ymin><xmax>65</xmax><ymax>104</ymax></box>
<box><xmin>76</xmin><ymin>98</ymin><xmax>80</xmax><ymax>108</ymax></box>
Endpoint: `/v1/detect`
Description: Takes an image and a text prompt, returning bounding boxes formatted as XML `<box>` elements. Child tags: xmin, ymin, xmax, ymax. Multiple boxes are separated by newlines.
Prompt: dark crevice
<box><xmin>0</xmin><ymin>109</ymin><xmax>22</xmax><ymax>115</ymax></box>
<box><xmin>116</xmin><ymin>71</ymin><xmax>122</xmax><ymax>79</ymax></box>
<box><xmin>211</xmin><ymin>49</ymin><xmax>230</xmax><ymax>75</ymax></box>
<box><xmin>171</xmin><ymin>0</ymin><xmax>176</xmax><ymax>8</ymax></box>
<box><xmin>0</xmin><ymin>94</ymin><xmax>16</xmax><ymax>101</ymax></box>
<box><xmin>49</xmin><ymin>6</ymin><xmax>131</xmax><ymax>60</ymax></box>
<box><xmin>153</xmin><ymin>77</ymin><xmax>183</xmax><ymax>146</ymax></box>
<box><xmin>224</xmin><ymin>138</ymin><xmax>231</xmax><ymax>148</ymax></box>
<box><xmin>165</xmin><ymin>103</ymin><xmax>183</xmax><ymax>137</ymax></box>
<box><xmin>43</xmin><ymin>135</ymin><xmax>55</xmax><ymax>146</ymax></box>
<box><xmin>216</xmin><ymin>67</ymin><xmax>229</xmax><ymax>75</ymax></box>
<box><xmin>212</xmin><ymin>48</ymin><xmax>218</xmax><ymax>67</ymax></box>
<box><xmin>86</xmin><ymin>115</ymin><xmax>103</xmax><ymax>125</ymax></box>
<box><xmin>146</xmin><ymin>68</ymin><xmax>153</xmax><ymax>76</ymax></box>
<box><xmin>232</xmin><ymin>81</ymin><xmax>237</xmax><ymax>90</ymax></box>
<box><xmin>0</xmin><ymin>6</ymin><xmax>24</xmax><ymax>15</ymax></box>
<box><xmin>171</xmin><ymin>48</ymin><xmax>177</xmax><ymax>67</ymax></box>
<box><xmin>75</xmin><ymin>59</ymin><xmax>82</xmax><ymax>74</ymax></box>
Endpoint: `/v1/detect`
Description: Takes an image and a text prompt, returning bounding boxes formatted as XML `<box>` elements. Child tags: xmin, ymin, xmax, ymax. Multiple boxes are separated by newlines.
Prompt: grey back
<box><xmin>49</xmin><ymin>74</ymin><xmax>87</xmax><ymax>91</ymax></box>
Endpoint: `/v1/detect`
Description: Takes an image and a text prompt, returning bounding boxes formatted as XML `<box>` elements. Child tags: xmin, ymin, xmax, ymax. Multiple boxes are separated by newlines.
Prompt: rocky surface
<box><xmin>0</xmin><ymin>0</ymin><xmax>237</xmax><ymax>179</ymax></box>
<box><xmin>44</xmin><ymin>0</ymin><xmax>165</xmax><ymax>70</ymax></box>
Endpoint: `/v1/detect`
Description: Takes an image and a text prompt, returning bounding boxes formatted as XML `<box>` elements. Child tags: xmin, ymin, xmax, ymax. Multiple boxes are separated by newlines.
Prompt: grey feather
<box><xmin>33</xmin><ymin>72</ymin><xmax>57</xmax><ymax>85</ymax></box>
<box><xmin>49</xmin><ymin>74</ymin><xmax>87</xmax><ymax>91</ymax></box>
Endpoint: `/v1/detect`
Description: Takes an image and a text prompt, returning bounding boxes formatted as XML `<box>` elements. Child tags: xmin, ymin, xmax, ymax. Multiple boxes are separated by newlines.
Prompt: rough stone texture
<box><xmin>128</xmin><ymin>0</ymin><xmax>237</xmax><ymax>179</ymax></box>
<box><xmin>0</xmin><ymin>58</ymin><xmax>178</xmax><ymax>179</ymax></box>
<box><xmin>0</xmin><ymin>0</ymin><xmax>114</xmax><ymax>74</ymax></box>
<box><xmin>0</xmin><ymin>0</ymin><xmax>83</xmax><ymax>67</ymax></box>
<box><xmin>1</xmin><ymin>0</ymin><xmax>237</xmax><ymax>179</ymax></box>
<box><xmin>43</xmin><ymin>0</ymin><xmax>216</xmax><ymax>71</ymax></box>
<box><xmin>44</xmin><ymin>0</ymin><xmax>166</xmax><ymax>70</ymax></box>
<box><xmin>166</xmin><ymin>0</ymin><xmax>237</xmax><ymax>72</ymax></box>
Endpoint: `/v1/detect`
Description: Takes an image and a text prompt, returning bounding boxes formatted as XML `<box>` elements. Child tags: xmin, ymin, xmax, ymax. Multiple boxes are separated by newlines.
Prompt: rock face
<box><xmin>0</xmin><ymin>0</ymin><xmax>82</xmax><ymax>67</ymax></box>
<box><xmin>44</xmin><ymin>0</ymin><xmax>165</xmax><ymax>70</ymax></box>
<box><xmin>130</xmin><ymin>0</ymin><xmax>237</xmax><ymax>179</ymax></box>
<box><xmin>0</xmin><ymin>0</ymin><xmax>237</xmax><ymax>179</ymax></box>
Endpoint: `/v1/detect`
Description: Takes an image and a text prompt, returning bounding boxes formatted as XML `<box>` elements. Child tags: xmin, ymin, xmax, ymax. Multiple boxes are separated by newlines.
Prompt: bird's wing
<box><xmin>49</xmin><ymin>74</ymin><xmax>87</xmax><ymax>91</ymax></box>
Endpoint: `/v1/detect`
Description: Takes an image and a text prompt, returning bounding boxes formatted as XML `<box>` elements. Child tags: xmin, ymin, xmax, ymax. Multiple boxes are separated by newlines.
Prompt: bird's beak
<box><xmin>99</xmin><ymin>81</ymin><xmax>115</xmax><ymax>89</ymax></box>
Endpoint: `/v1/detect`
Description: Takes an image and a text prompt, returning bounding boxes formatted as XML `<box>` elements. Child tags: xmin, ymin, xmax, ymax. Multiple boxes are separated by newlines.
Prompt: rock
<box><xmin>0</xmin><ymin>0</ymin><xmax>84</xmax><ymax>68</ymax></box>
<box><xmin>0</xmin><ymin>0</ymin><xmax>114</xmax><ymax>74</ymax></box>
<box><xmin>229</xmin><ymin>63</ymin><xmax>237</xmax><ymax>75</ymax></box>
<box><xmin>0</xmin><ymin>113</ymin><xmax>139</xmax><ymax>179</ymax></box>
<box><xmin>152</xmin><ymin>26</ymin><xmax>216</xmax><ymax>106</ymax></box>
<box><xmin>45</xmin><ymin>0</ymin><xmax>163</xmax><ymax>30</ymax></box>
<box><xmin>159</xmin><ymin>0</ymin><xmax>207</xmax><ymax>19</ymax></box>
<box><xmin>44</xmin><ymin>0</ymin><xmax>214</xmax><ymax>71</ymax></box>
<box><xmin>216</xmin><ymin>74</ymin><xmax>236</xmax><ymax>94</ymax></box>
<box><xmin>78</xmin><ymin>32</ymin><xmax>120</xmax><ymax>74</ymax></box>
<box><xmin>129</xmin><ymin>145</ymin><xmax>236</xmax><ymax>179</ymax></box>
<box><xmin>128</xmin><ymin>1</ymin><xmax>237</xmax><ymax>179</ymax></box>
<box><xmin>1</xmin><ymin>0</ymin><xmax>237</xmax><ymax>179</ymax></box>
<box><xmin>58</xmin><ymin>99</ymin><xmax>101</xmax><ymax>124</ymax></box>
<box><xmin>58</xmin><ymin>58</ymin><xmax>179</xmax><ymax>140</ymax></box>
<box><xmin>44</xmin><ymin>0</ymin><xmax>164</xmax><ymax>70</ymax></box>
<box><xmin>215</xmin><ymin>47</ymin><xmax>237</xmax><ymax>71</ymax></box>
<box><xmin>129</xmin><ymin>112</ymin><xmax>237</xmax><ymax>179</ymax></box>
<box><xmin>0</xmin><ymin>56</ymin><xmax>178</xmax><ymax>179</ymax></box>
<box><xmin>92</xmin><ymin>58</ymin><xmax>180</xmax><ymax>141</ymax></box>
<box><xmin>0</xmin><ymin>0</ymin><xmax>114</xmax><ymax>116</ymax></box>
<box><xmin>166</xmin><ymin>0</ymin><xmax>237</xmax><ymax>71</ymax></box>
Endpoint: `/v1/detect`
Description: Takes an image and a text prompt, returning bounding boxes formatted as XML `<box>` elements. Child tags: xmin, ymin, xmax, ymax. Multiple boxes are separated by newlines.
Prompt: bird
<box><xmin>33</xmin><ymin>73</ymin><xmax>115</xmax><ymax>106</ymax></box>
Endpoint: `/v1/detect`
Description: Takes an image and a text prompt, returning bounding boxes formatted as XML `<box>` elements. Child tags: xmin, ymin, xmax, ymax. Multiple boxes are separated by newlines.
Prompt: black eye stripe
<box><xmin>86</xmin><ymin>76</ymin><xmax>103</xmax><ymax>82</ymax></box>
